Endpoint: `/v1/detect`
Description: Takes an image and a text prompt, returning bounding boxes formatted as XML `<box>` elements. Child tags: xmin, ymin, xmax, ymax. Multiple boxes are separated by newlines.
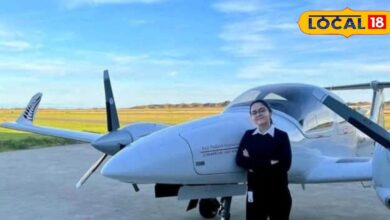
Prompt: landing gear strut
<box><xmin>199</xmin><ymin>198</ymin><xmax>220</xmax><ymax>219</ymax></box>
<box><xmin>218</xmin><ymin>197</ymin><xmax>232</xmax><ymax>220</ymax></box>
<box><xmin>197</xmin><ymin>197</ymin><xmax>232</xmax><ymax>220</ymax></box>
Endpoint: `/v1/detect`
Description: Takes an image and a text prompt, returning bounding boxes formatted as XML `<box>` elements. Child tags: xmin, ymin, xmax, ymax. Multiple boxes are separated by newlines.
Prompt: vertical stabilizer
<box><xmin>369</xmin><ymin>81</ymin><xmax>385</xmax><ymax>127</ymax></box>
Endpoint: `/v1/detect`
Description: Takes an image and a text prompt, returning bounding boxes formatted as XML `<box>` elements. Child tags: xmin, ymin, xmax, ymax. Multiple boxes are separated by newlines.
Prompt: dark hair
<box><xmin>249</xmin><ymin>99</ymin><xmax>273</xmax><ymax>123</ymax></box>
<box><xmin>250</xmin><ymin>99</ymin><xmax>272</xmax><ymax>112</ymax></box>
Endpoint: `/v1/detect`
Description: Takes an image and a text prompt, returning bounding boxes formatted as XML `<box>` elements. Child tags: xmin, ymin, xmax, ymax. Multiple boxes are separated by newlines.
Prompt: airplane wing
<box><xmin>2</xmin><ymin>71</ymin><xmax>169</xmax><ymax>189</ymax></box>
<box><xmin>1</xmin><ymin>122</ymin><xmax>101</xmax><ymax>143</ymax></box>
<box><xmin>1</xmin><ymin>93</ymin><xmax>101</xmax><ymax>143</ymax></box>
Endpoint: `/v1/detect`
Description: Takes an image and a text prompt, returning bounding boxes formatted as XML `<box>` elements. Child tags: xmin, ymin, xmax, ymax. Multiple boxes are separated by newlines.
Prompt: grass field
<box><xmin>1</xmin><ymin>107</ymin><xmax>389</xmax><ymax>152</ymax></box>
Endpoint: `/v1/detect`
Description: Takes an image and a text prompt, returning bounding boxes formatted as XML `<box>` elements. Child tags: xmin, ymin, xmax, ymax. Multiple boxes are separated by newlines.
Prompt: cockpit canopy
<box><xmin>225</xmin><ymin>84</ymin><xmax>344</xmax><ymax>133</ymax></box>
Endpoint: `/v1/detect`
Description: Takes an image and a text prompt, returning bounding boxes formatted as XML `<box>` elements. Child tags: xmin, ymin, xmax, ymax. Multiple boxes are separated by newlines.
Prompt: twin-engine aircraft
<box><xmin>2</xmin><ymin>71</ymin><xmax>390</xmax><ymax>220</ymax></box>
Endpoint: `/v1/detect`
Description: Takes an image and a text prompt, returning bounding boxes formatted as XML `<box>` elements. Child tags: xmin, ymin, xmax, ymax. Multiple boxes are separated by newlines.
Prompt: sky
<box><xmin>0</xmin><ymin>0</ymin><xmax>390</xmax><ymax>108</ymax></box>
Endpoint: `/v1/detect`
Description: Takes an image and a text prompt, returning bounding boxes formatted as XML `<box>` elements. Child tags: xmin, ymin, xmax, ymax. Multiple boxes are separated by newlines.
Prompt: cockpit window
<box><xmin>264</xmin><ymin>93</ymin><xmax>287</xmax><ymax>101</ymax></box>
<box><xmin>229</xmin><ymin>89</ymin><xmax>261</xmax><ymax>106</ymax></box>
<box><xmin>225</xmin><ymin>84</ymin><xmax>336</xmax><ymax>133</ymax></box>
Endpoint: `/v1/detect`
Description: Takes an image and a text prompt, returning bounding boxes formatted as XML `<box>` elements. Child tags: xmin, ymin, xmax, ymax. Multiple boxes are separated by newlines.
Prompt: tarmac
<box><xmin>0</xmin><ymin>144</ymin><xmax>389</xmax><ymax>220</ymax></box>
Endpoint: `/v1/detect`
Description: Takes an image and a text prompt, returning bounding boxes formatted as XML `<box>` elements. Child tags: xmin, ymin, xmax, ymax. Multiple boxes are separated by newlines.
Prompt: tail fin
<box><xmin>16</xmin><ymin>93</ymin><xmax>42</xmax><ymax>125</ymax></box>
<box><xmin>325</xmin><ymin>81</ymin><xmax>390</xmax><ymax>126</ymax></box>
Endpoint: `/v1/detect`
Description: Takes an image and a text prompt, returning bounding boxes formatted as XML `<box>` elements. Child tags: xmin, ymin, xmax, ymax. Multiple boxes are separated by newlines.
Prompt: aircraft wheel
<box><xmin>199</xmin><ymin>198</ymin><xmax>220</xmax><ymax>219</ymax></box>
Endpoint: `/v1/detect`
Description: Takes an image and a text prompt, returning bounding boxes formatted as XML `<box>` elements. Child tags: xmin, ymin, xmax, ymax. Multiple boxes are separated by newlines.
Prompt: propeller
<box><xmin>312</xmin><ymin>89</ymin><xmax>390</xmax><ymax>148</ymax></box>
<box><xmin>76</xmin><ymin>154</ymin><xmax>108</xmax><ymax>188</ymax></box>
<box><xmin>104</xmin><ymin>69</ymin><xmax>119</xmax><ymax>132</ymax></box>
<box><xmin>76</xmin><ymin>70</ymin><xmax>137</xmax><ymax>190</ymax></box>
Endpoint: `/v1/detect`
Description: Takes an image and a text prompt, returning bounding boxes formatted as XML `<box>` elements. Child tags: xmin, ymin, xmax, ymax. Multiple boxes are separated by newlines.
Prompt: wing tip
<box><xmin>16</xmin><ymin>92</ymin><xmax>43</xmax><ymax>124</ymax></box>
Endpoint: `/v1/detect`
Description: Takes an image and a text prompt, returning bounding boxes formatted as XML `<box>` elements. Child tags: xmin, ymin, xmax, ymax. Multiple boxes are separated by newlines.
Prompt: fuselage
<box><xmin>101</xmin><ymin>83</ymin><xmax>370</xmax><ymax>184</ymax></box>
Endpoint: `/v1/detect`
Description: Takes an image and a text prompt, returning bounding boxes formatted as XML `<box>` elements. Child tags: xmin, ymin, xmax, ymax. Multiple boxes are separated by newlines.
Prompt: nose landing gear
<box><xmin>198</xmin><ymin>196</ymin><xmax>232</xmax><ymax>220</ymax></box>
<box><xmin>199</xmin><ymin>198</ymin><xmax>220</xmax><ymax>218</ymax></box>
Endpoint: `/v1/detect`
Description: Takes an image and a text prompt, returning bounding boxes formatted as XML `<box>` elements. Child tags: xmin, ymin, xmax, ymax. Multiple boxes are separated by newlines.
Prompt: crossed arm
<box><xmin>235</xmin><ymin>130</ymin><xmax>292</xmax><ymax>172</ymax></box>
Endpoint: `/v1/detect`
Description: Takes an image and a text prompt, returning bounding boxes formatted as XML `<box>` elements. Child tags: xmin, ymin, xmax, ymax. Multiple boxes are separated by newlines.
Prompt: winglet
<box><xmin>16</xmin><ymin>93</ymin><xmax>42</xmax><ymax>125</ymax></box>
<box><xmin>324</xmin><ymin>80</ymin><xmax>389</xmax><ymax>125</ymax></box>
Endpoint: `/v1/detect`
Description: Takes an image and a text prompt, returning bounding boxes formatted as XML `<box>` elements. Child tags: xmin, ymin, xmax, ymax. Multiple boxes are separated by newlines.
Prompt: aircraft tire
<box><xmin>199</xmin><ymin>198</ymin><xmax>220</xmax><ymax>219</ymax></box>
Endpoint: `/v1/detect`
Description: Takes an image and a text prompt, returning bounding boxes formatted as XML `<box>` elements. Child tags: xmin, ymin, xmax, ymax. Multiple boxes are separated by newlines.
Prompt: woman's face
<box><xmin>250</xmin><ymin>102</ymin><xmax>271</xmax><ymax>127</ymax></box>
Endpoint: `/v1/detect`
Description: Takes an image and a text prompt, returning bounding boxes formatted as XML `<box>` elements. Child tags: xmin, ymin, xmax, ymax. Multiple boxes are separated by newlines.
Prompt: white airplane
<box><xmin>2</xmin><ymin>71</ymin><xmax>390</xmax><ymax>220</ymax></box>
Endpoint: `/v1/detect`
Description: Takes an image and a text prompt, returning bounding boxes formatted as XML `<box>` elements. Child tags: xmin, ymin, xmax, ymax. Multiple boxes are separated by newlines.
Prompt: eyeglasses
<box><xmin>250</xmin><ymin>107</ymin><xmax>268</xmax><ymax>116</ymax></box>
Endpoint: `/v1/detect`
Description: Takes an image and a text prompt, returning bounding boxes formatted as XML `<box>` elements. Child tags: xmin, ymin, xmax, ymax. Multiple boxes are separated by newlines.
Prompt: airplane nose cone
<box><xmin>101</xmin><ymin>129</ymin><xmax>194</xmax><ymax>184</ymax></box>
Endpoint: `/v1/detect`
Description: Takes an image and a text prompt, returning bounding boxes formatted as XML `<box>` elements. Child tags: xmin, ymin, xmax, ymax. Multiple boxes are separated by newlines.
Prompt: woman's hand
<box><xmin>243</xmin><ymin>149</ymin><xmax>250</xmax><ymax>158</ymax></box>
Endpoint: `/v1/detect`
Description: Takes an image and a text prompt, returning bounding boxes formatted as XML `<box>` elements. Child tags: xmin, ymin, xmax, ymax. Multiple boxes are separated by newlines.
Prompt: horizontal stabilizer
<box><xmin>325</xmin><ymin>81</ymin><xmax>390</xmax><ymax>90</ymax></box>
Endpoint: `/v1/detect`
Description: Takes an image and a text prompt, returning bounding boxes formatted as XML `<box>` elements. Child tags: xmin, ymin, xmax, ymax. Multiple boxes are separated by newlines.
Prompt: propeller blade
<box><xmin>313</xmin><ymin>89</ymin><xmax>390</xmax><ymax>148</ymax></box>
<box><xmin>132</xmin><ymin>183</ymin><xmax>140</xmax><ymax>192</ymax></box>
<box><xmin>76</xmin><ymin>154</ymin><xmax>108</xmax><ymax>188</ymax></box>
<box><xmin>104</xmin><ymin>70</ymin><xmax>120</xmax><ymax>132</ymax></box>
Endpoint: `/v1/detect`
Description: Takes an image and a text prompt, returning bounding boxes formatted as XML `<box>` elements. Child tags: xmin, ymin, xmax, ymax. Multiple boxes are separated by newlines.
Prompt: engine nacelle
<box><xmin>92</xmin><ymin>122</ymin><xmax>168</xmax><ymax>155</ymax></box>
<box><xmin>373</xmin><ymin>142</ymin><xmax>390</xmax><ymax>209</ymax></box>
<box><xmin>121</xmin><ymin>122</ymin><xmax>169</xmax><ymax>141</ymax></box>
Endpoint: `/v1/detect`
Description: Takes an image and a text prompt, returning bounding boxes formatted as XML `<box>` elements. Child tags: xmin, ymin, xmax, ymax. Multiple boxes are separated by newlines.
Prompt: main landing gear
<box><xmin>198</xmin><ymin>197</ymin><xmax>232</xmax><ymax>220</ymax></box>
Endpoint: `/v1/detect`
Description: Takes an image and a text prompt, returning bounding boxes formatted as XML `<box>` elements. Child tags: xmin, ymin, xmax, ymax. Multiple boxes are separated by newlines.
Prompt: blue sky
<box><xmin>0</xmin><ymin>0</ymin><xmax>389</xmax><ymax>108</ymax></box>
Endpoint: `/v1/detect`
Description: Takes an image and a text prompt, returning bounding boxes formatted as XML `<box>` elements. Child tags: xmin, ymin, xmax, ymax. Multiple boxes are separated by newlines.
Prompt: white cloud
<box><xmin>128</xmin><ymin>19</ymin><xmax>152</xmax><ymax>26</ymax></box>
<box><xmin>64</xmin><ymin>0</ymin><xmax>166</xmax><ymax>9</ymax></box>
<box><xmin>359</xmin><ymin>64</ymin><xmax>390</xmax><ymax>73</ymax></box>
<box><xmin>110</xmin><ymin>53</ymin><xmax>193</xmax><ymax>67</ymax></box>
<box><xmin>0</xmin><ymin>40</ymin><xmax>31</xmax><ymax>51</ymax></box>
<box><xmin>318</xmin><ymin>61</ymin><xmax>390</xmax><ymax>75</ymax></box>
<box><xmin>0</xmin><ymin>24</ymin><xmax>23</xmax><ymax>39</ymax></box>
<box><xmin>272</xmin><ymin>23</ymin><xmax>296</xmax><ymax>30</ymax></box>
<box><xmin>216</xmin><ymin>13</ymin><xmax>301</xmax><ymax>57</ymax></box>
<box><xmin>218</xmin><ymin>19</ymin><xmax>273</xmax><ymax>57</ymax></box>
<box><xmin>168</xmin><ymin>71</ymin><xmax>178</xmax><ymax>77</ymax></box>
<box><xmin>0</xmin><ymin>59</ymin><xmax>65</xmax><ymax>75</ymax></box>
<box><xmin>236</xmin><ymin>61</ymin><xmax>319</xmax><ymax>80</ymax></box>
<box><xmin>111</xmin><ymin>54</ymin><xmax>149</xmax><ymax>64</ymax></box>
<box><xmin>0</xmin><ymin>56</ymin><xmax>107</xmax><ymax>77</ymax></box>
<box><xmin>212</xmin><ymin>0</ymin><xmax>261</xmax><ymax>13</ymax></box>
<box><xmin>212</xmin><ymin>0</ymin><xmax>297</xmax><ymax>14</ymax></box>
<box><xmin>235</xmin><ymin>58</ymin><xmax>390</xmax><ymax>87</ymax></box>
<box><xmin>110</xmin><ymin>52</ymin><xmax>227</xmax><ymax>67</ymax></box>
<box><xmin>0</xmin><ymin>23</ymin><xmax>36</xmax><ymax>52</ymax></box>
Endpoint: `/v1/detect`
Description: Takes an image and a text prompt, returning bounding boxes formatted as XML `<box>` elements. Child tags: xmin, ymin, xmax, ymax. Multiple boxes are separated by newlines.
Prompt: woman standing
<box><xmin>236</xmin><ymin>99</ymin><xmax>292</xmax><ymax>220</ymax></box>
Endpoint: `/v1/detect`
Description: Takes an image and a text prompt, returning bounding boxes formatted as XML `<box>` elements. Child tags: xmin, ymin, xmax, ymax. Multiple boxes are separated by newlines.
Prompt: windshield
<box><xmin>225</xmin><ymin>84</ymin><xmax>340</xmax><ymax>132</ymax></box>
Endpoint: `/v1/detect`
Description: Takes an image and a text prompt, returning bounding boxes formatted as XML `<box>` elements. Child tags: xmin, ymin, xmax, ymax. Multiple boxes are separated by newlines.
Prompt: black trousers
<box><xmin>246</xmin><ymin>181</ymin><xmax>291</xmax><ymax>220</ymax></box>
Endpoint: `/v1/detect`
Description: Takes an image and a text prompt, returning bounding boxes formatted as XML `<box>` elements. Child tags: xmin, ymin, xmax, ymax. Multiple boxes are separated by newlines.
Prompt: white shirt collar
<box><xmin>252</xmin><ymin>125</ymin><xmax>275</xmax><ymax>137</ymax></box>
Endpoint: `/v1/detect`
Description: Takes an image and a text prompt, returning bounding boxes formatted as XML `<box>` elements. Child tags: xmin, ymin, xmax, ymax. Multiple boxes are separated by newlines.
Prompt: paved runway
<box><xmin>0</xmin><ymin>144</ymin><xmax>389</xmax><ymax>220</ymax></box>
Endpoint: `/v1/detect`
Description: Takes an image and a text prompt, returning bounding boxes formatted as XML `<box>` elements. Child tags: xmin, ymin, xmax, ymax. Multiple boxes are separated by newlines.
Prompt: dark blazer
<box><xmin>236</xmin><ymin>127</ymin><xmax>292</xmax><ymax>189</ymax></box>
